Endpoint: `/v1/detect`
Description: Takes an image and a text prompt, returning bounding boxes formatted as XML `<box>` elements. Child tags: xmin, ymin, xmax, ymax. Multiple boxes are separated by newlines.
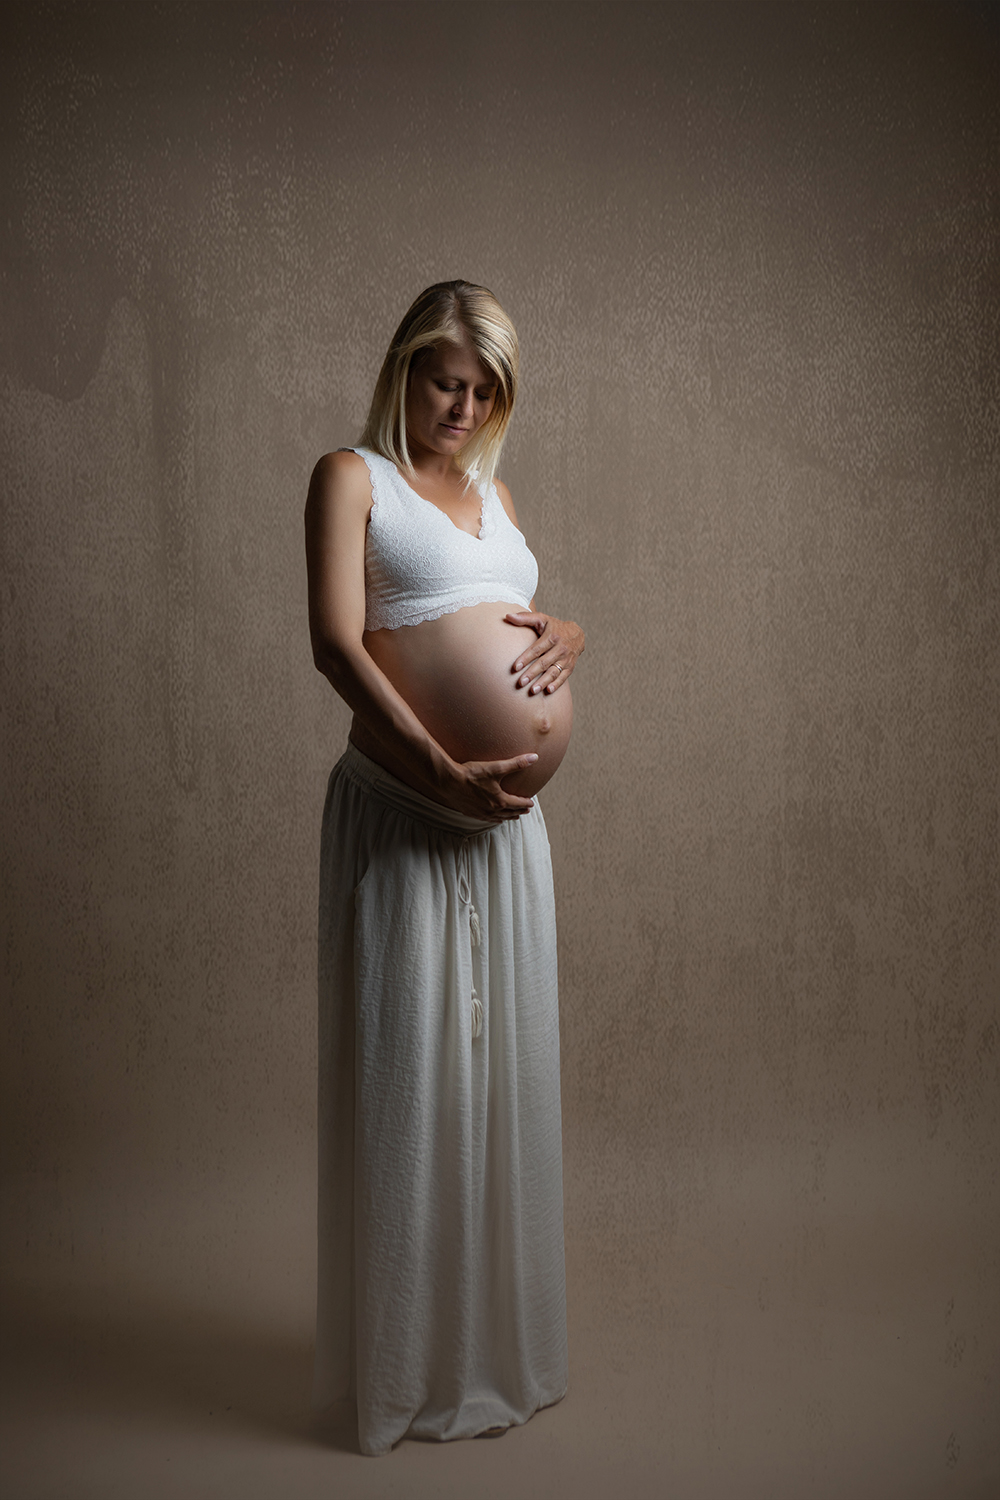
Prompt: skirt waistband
<box><xmin>337</xmin><ymin>741</ymin><xmax>498</xmax><ymax>837</ymax></box>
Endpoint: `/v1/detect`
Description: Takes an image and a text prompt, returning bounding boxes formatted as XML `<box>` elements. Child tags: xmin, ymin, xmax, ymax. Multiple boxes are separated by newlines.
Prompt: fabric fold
<box><xmin>313</xmin><ymin>742</ymin><xmax>567</xmax><ymax>1456</ymax></box>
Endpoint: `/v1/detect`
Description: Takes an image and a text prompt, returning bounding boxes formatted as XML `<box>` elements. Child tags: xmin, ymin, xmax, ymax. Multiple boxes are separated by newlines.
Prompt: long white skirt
<box><xmin>312</xmin><ymin>742</ymin><xmax>567</xmax><ymax>1456</ymax></box>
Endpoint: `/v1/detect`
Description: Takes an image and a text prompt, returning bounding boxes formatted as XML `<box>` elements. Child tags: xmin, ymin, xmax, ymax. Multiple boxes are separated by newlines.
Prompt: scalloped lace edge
<box><xmin>352</xmin><ymin>445</ymin><xmax>498</xmax><ymax>539</ymax></box>
<box><xmin>367</xmin><ymin>593</ymin><xmax>533</xmax><ymax>632</ymax></box>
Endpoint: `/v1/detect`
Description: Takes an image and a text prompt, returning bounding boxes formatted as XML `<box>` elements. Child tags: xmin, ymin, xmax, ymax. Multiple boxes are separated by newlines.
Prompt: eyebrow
<box><xmin>435</xmin><ymin>371</ymin><xmax>498</xmax><ymax>387</ymax></box>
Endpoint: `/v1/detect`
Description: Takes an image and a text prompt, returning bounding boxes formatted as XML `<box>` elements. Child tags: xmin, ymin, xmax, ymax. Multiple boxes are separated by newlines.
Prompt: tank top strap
<box><xmin>336</xmin><ymin>445</ymin><xmax>398</xmax><ymax>518</ymax></box>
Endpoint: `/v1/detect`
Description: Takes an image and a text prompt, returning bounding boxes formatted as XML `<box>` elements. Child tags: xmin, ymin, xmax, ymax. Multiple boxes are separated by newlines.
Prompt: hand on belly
<box><xmin>365</xmin><ymin>603</ymin><xmax>573</xmax><ymax>798</ymax></box>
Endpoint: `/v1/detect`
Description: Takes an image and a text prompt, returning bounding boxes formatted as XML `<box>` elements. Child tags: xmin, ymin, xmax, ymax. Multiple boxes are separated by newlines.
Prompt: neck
<box><xmin>405</xmin><ymin>442</ymin><xmax>463</xmax><ymax>483</ymax></box>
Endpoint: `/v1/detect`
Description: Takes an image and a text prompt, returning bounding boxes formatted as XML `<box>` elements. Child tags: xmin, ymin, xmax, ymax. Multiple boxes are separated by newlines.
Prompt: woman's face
<box><xmin>405</xmin><ymin>337</ymin><xmax>498</xmax><ymax>463</ymax></box>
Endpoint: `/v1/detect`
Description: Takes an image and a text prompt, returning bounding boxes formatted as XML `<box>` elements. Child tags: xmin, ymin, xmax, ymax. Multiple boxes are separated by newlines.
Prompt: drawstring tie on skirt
<box><xmin>457</xmin><ymin>842</ymin><xmax>483</xmax><ymax>1040</ymax></box>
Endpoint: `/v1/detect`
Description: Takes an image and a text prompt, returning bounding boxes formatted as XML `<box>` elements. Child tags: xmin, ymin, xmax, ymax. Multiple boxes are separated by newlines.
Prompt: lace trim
<box><xmin>347</xmin><ymin>444</ymin><xmax>494</xmax><ymax>539</ymax></box>
<box><xmin>377</xmin><ymin>592</ymin><xmax>533</xmax><ymax>631</ymax></box>
<box><xmin>401</xmin><ymin>466</ymin><xmax>495</xmax><ymax>541</ymax></box>
<box><xmin>478</xmin><ymin>484</ymin><xmax>498</xmax><ymax>540</ymax></box>
<box><xmin>338</xmin><ymin>445</ymin><xmax>378</xmax><ymax>522</ymax></box>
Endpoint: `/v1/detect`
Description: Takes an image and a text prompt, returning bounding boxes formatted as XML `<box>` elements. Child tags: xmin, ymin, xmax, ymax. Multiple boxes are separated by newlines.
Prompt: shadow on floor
<box><xmin>0</xmin><ymin>1281</ymin><xmax>361</xmax><ymax>1455</ymax></box>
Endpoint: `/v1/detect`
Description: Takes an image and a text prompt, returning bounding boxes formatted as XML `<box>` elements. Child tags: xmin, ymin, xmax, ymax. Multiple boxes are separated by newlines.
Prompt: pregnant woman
<box><xmin>305</xmin><ymin>280</ymin><xmax>583</xmax><ymax>1456</ymax></box>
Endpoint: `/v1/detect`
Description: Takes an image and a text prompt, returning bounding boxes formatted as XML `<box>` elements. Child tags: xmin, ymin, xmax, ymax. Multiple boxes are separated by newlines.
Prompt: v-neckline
<box><xmin>393</xmin><ymin>461</ymin><xmax>486</xmax><ymax>542</ymax></box>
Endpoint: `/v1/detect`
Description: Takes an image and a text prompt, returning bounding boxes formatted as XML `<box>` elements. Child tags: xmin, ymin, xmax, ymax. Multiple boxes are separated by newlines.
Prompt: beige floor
<box><xmin>2</xmin><ymin>1133</ymin><xmax>997</xmax><ymax>1500</ymax></box>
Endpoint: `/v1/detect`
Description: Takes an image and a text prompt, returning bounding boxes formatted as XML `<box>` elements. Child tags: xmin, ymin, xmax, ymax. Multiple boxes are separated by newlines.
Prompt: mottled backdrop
<box><xmin>2</xmin><ymin>3</ymin><xmax>997</xmax><ymax>1497</ymax></box>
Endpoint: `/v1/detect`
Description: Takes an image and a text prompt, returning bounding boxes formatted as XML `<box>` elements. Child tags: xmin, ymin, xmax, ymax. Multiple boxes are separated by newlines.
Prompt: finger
<box><xmin>529</xmin><ymin>668</ymin><xmax>564</xmax><ymax>695</ymax></box>
<box><xmin>476</xmin><ymin>751</ymin><xmax>539</xmax><ymax>781</ymax></box>
<box><xmin>504</xmin><ymin>610</ymin><xmax>544</xmax><ymax>633</ymax></box>
<box><xmin>506</xmin><ymin>615</ymin><xmax>548</xmax><ymax>673</ymax></box>
<box><xmin>513</xmin><ymin>636</ymin><xmax>560</xmax><ymax>680</ymax></box>
<box><xmin>480</xmin><ymin>796</ymin><xmax>533</xmax><ymax>821</ymax></box>
<box><xmin>520</xmin><ymin>646</ymin><xmax>566</xmax><ymax>688</ymax></box>
<box><xmin>462</xmin><ymin>786</ymin><xmax>534</xmax><ymax>818</ymax></box>
<box><xmin>529</xmin><ymin>656</ymin><xmax>574</xmax><ymax>694</ymax></box>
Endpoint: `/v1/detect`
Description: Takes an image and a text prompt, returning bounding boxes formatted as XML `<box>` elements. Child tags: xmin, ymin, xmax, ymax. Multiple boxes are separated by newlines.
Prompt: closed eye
<box><xmin>438</xmin><ymin>383</ymin><xmax>496</xmax><ymax>400</ymax></box>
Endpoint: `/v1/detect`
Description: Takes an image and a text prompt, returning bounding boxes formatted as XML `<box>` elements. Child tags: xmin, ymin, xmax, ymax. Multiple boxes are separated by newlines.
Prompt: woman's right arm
<box><xmin>304</xmin><ymin>451</ymin><xmax>537</xmax><ymax>820</ymax></box>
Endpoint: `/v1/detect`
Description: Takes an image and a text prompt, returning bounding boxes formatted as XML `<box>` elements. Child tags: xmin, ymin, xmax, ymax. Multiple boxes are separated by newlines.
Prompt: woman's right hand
<box><xmin>443</xmin><ymin>754</ymin><xmax>539</xmax><ymax>821</ymax></box>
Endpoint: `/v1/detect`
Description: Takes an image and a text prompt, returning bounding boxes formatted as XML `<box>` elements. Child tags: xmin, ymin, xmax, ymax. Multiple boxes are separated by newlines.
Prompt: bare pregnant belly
<box><xmin>356</xmin><ymin>601</ymin><xmax>573</xmax><ymax>799</ymax></box>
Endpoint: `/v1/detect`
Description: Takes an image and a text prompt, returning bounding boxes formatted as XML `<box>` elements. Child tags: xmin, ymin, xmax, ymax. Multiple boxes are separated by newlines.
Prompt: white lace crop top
<box><xmin>347</xmin><ymin>447</ymin><xmax>539</xmax><ymax>632</ymax></box>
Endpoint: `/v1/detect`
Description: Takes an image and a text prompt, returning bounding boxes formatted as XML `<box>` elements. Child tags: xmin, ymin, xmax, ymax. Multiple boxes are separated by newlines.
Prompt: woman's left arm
<box><xmin>494</xmin><ymin>478</ymin><xmax>584</xmax><ymax>695</ymax></box>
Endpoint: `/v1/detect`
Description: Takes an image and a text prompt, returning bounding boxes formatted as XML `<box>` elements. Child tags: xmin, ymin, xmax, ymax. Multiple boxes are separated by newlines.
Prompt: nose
<box><xmin>450</xmin><ymin>388</ymin><xmax>475</xmax><ymax>420</ymax></box>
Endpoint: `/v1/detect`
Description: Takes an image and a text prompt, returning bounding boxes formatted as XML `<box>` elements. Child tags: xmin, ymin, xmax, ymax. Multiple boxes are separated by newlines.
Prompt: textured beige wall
<box><xmin>2</xmin><ymin>2</ymin><xmax>998</xmax><ymax>1495</ymax></box>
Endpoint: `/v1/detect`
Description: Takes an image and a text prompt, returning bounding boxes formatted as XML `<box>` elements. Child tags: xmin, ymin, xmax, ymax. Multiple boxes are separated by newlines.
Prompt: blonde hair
<box><xmin>359</xmin><ymin>280</ymin><xmax>519</xmax><ymax>492</ymax></box>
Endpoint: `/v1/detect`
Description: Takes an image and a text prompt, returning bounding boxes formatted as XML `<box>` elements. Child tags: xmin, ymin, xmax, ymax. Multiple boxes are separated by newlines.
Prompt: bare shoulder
<box><xmin>310</xmin><ymin>447</ymin><xmax>369</xmax><ymax>489</ymax></box>
<box><xmin>493</xmin><ymin>476</ymin><xmax>520</xmax><ymax>528</ymax></box>
<box><xmin>306</xmin><ymin>448</ymin><xmax>373</xmax><ymax>516</ymax></box>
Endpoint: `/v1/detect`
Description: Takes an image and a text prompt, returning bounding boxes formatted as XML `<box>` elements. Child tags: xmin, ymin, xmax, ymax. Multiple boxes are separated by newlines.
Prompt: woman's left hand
<box><xmin>505</xmin><ymin>611</ymin><xmax>585</xmax><ymax>695</ymax></box>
